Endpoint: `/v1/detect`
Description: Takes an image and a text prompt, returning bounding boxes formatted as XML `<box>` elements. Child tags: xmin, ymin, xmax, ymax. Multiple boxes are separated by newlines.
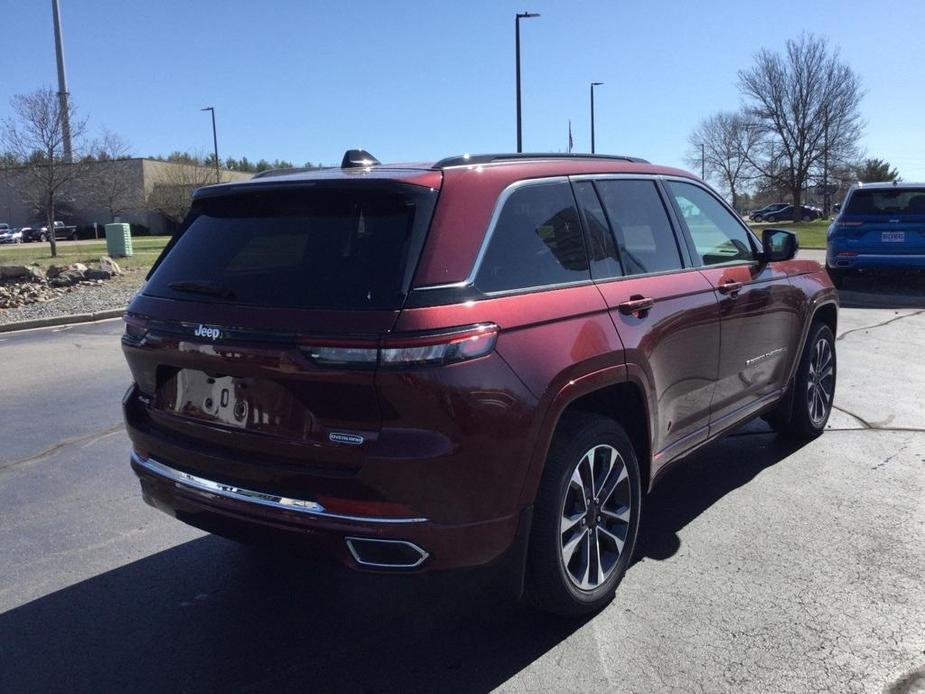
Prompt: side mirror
<box><xmin>832</xmin><ymin>202</ymin><xmax>841</xmax><ymax>213</ymax></box>
<box><xmin>762</xmin><ymin>228</ymin><xmax>799</xmax><ymax>262</ymax></box>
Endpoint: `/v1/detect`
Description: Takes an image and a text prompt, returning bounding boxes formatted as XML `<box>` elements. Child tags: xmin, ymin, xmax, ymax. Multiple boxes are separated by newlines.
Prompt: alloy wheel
<box><xmin>560</xmin><ymin>444</ymin><xmax>631</xmax><ymax>591</ymax></box>
<box><xmin>807</xmin><ymin>337</ymin><xmax>834</xmax><ymax>425</ymax></box>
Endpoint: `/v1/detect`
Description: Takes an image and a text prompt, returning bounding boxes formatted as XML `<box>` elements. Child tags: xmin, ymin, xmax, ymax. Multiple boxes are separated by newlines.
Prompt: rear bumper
<box><xmin>827</xmin><ymin>251</ymin><xmax>925</xmax><ymax>271</ymax></box>
<box><xmin>130</xmin><ymin>451</ymin><xmax>522</xmax><ymax>572</ymax></box>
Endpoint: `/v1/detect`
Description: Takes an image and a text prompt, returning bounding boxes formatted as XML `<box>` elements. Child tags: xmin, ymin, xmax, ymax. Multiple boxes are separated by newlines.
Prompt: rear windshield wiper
<box><xmin>167</xmin><ymin>280</ymin><xmax>235</xmax><ymax>299</ymax></box>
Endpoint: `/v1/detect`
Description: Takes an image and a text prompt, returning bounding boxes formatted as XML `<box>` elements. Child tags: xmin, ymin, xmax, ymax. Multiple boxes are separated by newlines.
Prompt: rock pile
<box><xmin>0</xmin><ymin>256</ymin><xmax>123</xmax><ymax>309</ymax></box>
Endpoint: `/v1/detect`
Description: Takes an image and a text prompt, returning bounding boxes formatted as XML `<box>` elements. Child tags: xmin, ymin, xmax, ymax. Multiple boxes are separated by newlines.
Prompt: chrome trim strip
<box><xmin>131</xmin><ymin>452</ymin><xmax>428</xmax><ymax>524</ymax></box>
<box><xmin>413</xmin><ymin>280</ymin><xmax>471</xmax><ymax>292</ymax></box>
<box><xmin>345</xmin><ymin>537</ymin><xmax>429</xmax><ymax>569</ymax></box>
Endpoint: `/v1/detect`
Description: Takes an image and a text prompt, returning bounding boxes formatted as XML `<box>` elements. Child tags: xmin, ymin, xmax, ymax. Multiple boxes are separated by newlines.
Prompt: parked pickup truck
<box><xmin>22</xmin><ymin>221</ymin><xmax>78</xmax><ymax>242</ymax></box>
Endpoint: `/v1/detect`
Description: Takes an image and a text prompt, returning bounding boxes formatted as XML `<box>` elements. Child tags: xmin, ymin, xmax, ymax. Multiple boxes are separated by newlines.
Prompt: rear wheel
<box><xmin>526</xmin><ymin>413</ymin><xmax>642</xmax><ymax>617</ymax></box>
<box><xmin>766</xmin><ymin>323</ymin><xmax>836</xmax><ymax>438</ymax></box>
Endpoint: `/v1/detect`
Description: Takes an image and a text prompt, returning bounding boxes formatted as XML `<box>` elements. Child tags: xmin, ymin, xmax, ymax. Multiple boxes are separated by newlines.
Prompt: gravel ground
<box><xmin>0</xmin><ymin>272</ymin><xmax>144</xmax><ymax>325</ymax></box>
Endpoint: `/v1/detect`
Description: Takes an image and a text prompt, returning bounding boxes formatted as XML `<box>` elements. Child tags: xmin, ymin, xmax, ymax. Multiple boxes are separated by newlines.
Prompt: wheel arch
<box><xmin>518</xmin><ymin>369</ymin><xmax>654</xmax><ymax>509</ymax></box>
<box><xmin>812</xmin><ymin>301</ymin><xmax>838</xmax><ymax>336</ymax></box>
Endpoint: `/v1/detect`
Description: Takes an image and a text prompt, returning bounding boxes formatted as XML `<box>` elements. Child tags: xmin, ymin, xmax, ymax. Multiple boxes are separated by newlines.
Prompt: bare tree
<box><xmin>686</xmin><ymin>111</ymin><xmax>759</xmax><ymax>211</ymax></box>
<box><xmin>146</xmin><ymin>160</ymin><xmax>218</xmax><ymax>225</ymax></box>
<box><xmin>738</xmin><ymin>34</ymin><xmax>863</xmax><ymax>222</ymax></box>
<box><xmin>1</xmin><ymin>86</ymin><xmax>88</xmax><ymax>256</ymax></box>
<box><xmin>88</xmin><ymin>128</ymin><xmax>135</xmax><ymax>222</ymax></box>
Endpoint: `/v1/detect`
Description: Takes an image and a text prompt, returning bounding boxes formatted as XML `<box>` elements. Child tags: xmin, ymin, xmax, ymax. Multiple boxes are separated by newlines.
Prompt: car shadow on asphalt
<box><xmin>0</xmin><ymin>427</ymin><xmax>805</xmax><ymax>694</ymax></box>
<box><xmin>0</xmin><ymin>533</ymin><xmax>588</xmax><ymax>693</ymax></box>
<box><xmin>635</xmin><ymin>425</ymin><xmax>806</xmax><ymax>562</ymax></box>
<box><xmin>835</xmin><ymin>271</ymin><xmax>925</xmax><ymax>309</ymax></box>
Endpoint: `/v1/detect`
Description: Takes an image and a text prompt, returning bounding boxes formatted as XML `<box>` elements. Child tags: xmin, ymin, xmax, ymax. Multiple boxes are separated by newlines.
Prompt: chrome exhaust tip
<box><xmin>345</xmin><ymin>537</ymin><xmax>429</xmax><ymax>569</ymax></box>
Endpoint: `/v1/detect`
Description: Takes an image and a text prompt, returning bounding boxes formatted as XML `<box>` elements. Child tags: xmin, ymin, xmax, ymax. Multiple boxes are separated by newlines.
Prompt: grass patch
<box><xmin>748</xmin><ymin>220</ymin><xmax>829</xmax><ymax>249</ymax></box>
<box><xmin>0</xmin><ymin>236</ymin><xmax>169</xmax><ymax>271</ymax></box>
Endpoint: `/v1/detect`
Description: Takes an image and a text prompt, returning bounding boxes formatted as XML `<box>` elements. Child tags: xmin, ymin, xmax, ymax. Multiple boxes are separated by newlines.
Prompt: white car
<box><xmin>0</xmin><ymin>224</ymin><xmax>23</xmax><ymax>244</ymax></box>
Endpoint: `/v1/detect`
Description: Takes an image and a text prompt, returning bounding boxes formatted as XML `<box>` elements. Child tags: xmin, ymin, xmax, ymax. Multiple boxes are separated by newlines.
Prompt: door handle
<box><xmin>617</xmin><ymin>295</ymin><xmax>655</xmax><ymax>316</ymax></box>
<box><xmin>718</xmin><ymin>280</ymin><xmax>743</xmax><ymax>296</ymax></box>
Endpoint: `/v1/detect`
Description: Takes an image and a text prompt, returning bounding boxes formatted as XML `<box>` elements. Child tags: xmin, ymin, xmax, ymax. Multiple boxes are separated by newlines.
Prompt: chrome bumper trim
<box><xmin>131</xmin><ymin>452</ymin><xmax>428</xmax><ymax>524</ymax></box>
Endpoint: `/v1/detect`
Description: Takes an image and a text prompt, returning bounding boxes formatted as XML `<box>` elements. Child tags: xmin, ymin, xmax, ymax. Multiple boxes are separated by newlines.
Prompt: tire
<box><xmin>40</xmin><ymin>233</ymin><xmax>47</xmax><ymax>243</ymax></box>
<box><xmin>766</xmin><ymin>323</ymin><xmax>836</xmax><ymax>438</ymax></box>
<box><xmin>526</xmin><ymin>413</ymin><xmax>642</xmax><ymax>617</ymax></box>
<box><xmin>802</xmin><ymin>214</ymin><xmax>811</xmax><ymax>222</ymax></box>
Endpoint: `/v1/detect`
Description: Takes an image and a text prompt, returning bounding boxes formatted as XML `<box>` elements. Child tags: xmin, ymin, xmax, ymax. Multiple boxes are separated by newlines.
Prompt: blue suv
<box><xmin>827</xmin><ymin>182</ymin><xmax>925</xmax><ymax>287</ymax></box>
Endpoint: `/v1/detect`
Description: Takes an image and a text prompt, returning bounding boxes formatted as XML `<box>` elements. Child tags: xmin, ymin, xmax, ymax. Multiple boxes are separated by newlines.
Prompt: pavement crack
<box><xmin>832</xmin><ymin>405</ymin><xmax>874</xmax><ymax>429</ymax></box>
<box><xmin>836</xmin><ymin>309</ymin><xmax>925</xmax><ymax>342</ymax></box>
<box><xmin>0</xmin><ymin>423</ymin><xmax>123</xmax><ymax>473</ymax></box>
<box><xmin>831</xmin><ymin>406</ymin><xmax>925</xmax><ymax>432</ymax></box>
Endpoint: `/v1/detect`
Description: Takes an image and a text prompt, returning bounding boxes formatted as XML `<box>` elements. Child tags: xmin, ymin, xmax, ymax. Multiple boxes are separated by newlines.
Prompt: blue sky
<box><xmin>2</xmin><ymin>0</ymin><xmax>924</xmax><ymax>180</ymax></box>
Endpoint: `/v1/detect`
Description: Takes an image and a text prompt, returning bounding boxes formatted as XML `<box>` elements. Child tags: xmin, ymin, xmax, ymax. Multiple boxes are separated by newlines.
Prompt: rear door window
<box><xmin>145</xmin><ymin>184</ymin><xmax>437</xmax><ymax>310</ymax></box>
<box><xmin>475</xmin><ymin>181</ymin><xmax>589</xmax><ymax>293</ymax></box>
<box><xmin>666</xmin><ymin>181</ymin><xmax>755</xmax><ymax>266</ymax></box>
<box><xmin>595</xmin><ymin>180</ymin><xmax>683</xmax><ymax>275</ymax></box>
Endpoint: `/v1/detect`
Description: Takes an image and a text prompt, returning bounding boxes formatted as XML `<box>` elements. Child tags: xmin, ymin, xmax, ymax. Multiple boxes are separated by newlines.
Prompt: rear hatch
<box><xmin>834</xmin><ymin>187</ymin><xmax>925</xmax><ymax>254</ymax></box>
<box><xmin>123</xmin><ymin>178</ymin><xmax>439</xmax><ymax>472</ymax></box>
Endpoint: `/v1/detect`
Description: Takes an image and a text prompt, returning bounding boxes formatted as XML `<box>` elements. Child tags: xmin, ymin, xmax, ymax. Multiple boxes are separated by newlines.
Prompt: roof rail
<box><xmin>251</xmin><ymin>167</ymin><xmax>323</xmax><ymax>179</ymax></box>
<box><xmin>431</xmin><ymin>152</ymin><xmax>650</xmax><ymax>169</ymax></box>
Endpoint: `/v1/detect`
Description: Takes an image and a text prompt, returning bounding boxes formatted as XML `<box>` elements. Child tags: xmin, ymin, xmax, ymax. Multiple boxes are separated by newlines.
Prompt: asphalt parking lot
<box><xmin>0</xmin><ymin>267</ymin><xmax>923</xmax><ymax>693</ymax></box>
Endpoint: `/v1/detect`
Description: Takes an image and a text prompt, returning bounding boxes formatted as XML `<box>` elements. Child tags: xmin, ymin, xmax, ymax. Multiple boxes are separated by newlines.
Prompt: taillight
<box><xmin>122</xmin><ymin>312</ymin><xmax>149</xmax><ymax>343</ymax></box>
<box><xmin>830</xmin><ymin>221</ymin><xmax>863</xmax><ymax>236</ymax></box>
<box><xmin>300</xmin><ymin>323</ymin><xmax>498</xmax><ymax>368</ymax></box>
<box><xmin>302</xmin><ymin>345</ymin><xmax>379</xmax><ymax>367</ymax></box>
<box><xmin>380</xmin><ymin>323</ymin><xmax>498</xmax><ymax>367</ymax></box>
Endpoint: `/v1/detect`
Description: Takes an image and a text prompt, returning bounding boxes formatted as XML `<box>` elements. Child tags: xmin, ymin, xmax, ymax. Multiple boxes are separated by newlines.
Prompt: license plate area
<box><xmin>155</xmin><ymin>370</ymin><xmax>298</xmax><ymax>435</ymax></box>
<box><xmin>881</xmin><ymin>231</ymin><xmax>905</xmax><ymax>242</ymax></box>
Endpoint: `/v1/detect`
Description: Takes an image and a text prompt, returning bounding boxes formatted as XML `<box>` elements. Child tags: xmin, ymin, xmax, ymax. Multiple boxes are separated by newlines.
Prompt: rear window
<box><xmin>845</xmin><ymin>188</ymin><xmax>925</xmax><ymax>216</ymax></box>
<box><xmin>145</xmin><ymin>183</ymin><xmax>437</xmax><ymax>310</ymax></box>
<box><xmin>475</xmin><ymin>181</ymin><xmax>588</xmax><ymax>293</ymax></box>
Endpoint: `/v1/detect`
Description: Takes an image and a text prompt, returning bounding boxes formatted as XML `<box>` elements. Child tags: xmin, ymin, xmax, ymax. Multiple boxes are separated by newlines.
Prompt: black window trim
<box><xmin>658</xmin><ymin>176</ymin><xmax>762</xmax><ymax>269</ymax></box>
<box><xmin>569</xmin><ymin>179</ymin><xmax>626</xmax><ymax>280</ymax></box>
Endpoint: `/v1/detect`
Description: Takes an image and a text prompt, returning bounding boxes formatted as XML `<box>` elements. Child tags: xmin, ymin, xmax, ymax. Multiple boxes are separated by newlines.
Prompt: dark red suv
<box><xmin>122</xmin><ymin>152</ymin><xmax>838</xmax><ymax>615</ymax></box>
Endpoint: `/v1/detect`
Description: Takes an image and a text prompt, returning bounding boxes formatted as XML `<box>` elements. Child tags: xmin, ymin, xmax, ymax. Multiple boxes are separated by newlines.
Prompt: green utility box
<box><xmin>104</xmin><ymin>223</ymin><xmax>133</xmax><ymax>257</ymax></box>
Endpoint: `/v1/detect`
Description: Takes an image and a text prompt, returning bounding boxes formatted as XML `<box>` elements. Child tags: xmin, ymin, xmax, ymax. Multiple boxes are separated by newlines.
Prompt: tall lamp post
<box><xmin>200</xmin><ymin>106</ymin><xmax>220</xmax><ymax>183</ymax></box>
<box><xmin>699</xmin><ymin>143</ymin><xmax>706</xmax><ymax>180</ymax></box>
<box><xmin>515</xmin><ymin>12</ymin><xmax>540</xmax><ymax>153</ymax></box>
<box><xmin>51</xmin><ymin>0</ymin><xmax>73</xmax><ymax>162</ymax></box>
<box><xmin>590</xmin><ymin>82</ymin><xmax>603</xmax><ymax>154</ymax></box>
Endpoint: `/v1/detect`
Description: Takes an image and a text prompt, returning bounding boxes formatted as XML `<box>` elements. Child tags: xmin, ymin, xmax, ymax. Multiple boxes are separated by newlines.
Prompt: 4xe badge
<box><xmin>193</xmin><ymin>324</ymin><xmax>222</xmax><ymax>341</ymax></box>
<box><xmin>328</xmin><ymin>432</ymin><xmax>365</xmax><ymax>446</ymax></box>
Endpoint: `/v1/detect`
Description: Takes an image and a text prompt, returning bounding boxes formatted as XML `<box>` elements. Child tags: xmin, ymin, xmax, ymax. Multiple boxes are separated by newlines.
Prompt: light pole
<box><xmin>51</xmin><ymin>0</ymin><xmax>72</xmax><ymax>162</ymax></box>
<box><xmin>699</xmin><ymin>143</ymin><xmax>705</xmax><ymax>180</ymax></box>
<box><xmin>200</xmin><ymin>106</ymin><xmax>220</xmax><ymax>183</ymax></box>
<box><xmin>590</xmin><ymin>82</ymin><xmax>603</xmax><ymax>154</ymax></box>
<box><xmin>515</xmin><ymin>12</ymin><xmax>540</xmax><ymax>153</ymax></box>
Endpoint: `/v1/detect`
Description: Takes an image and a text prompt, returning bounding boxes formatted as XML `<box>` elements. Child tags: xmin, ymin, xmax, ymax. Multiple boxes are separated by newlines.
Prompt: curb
<box><xmin>0</xmin><ymin>308</ymin><xmax>125</xmax><ymax>334</ymax></box>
